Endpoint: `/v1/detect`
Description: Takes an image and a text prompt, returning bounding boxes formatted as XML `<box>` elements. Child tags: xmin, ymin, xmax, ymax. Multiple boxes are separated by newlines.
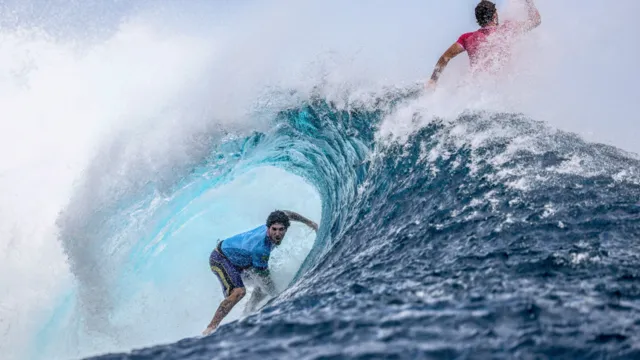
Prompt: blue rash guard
<box><xmin>219</xmin><ymin>225</ymin><xmax>273</xmax><ymax>270</ymax></box>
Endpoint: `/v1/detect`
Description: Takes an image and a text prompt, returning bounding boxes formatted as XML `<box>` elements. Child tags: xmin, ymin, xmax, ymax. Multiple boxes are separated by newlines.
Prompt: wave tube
<box><xmin>33</xmin><ymin>92</ymin><xmax>387</xmax><ymax>359</ymax></box>
<box><xmin>66</xmin><ymin>90</ymin><xmax>640</xmax><ymax>359</ymax></box>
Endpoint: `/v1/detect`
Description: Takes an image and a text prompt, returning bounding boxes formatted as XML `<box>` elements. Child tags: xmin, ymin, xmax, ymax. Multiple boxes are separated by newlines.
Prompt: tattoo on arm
<box><xmin>282</xmin><ymin>210</ymin><xmax>315</xmax><ymax>228</ymax></box>
<box><xmin>283</xmin><ymin>210</ymin><xmax>303</xmax><ymax>221</ymax></box>
<box><xmin>431</xmin><ymin>65</ymin><xmax>444</xmax><ymax>82</ymax></box>
<box><xmin>430</xmin><ymin>43</ymin><xmax>464</xmax><ymax>84</ymax></box>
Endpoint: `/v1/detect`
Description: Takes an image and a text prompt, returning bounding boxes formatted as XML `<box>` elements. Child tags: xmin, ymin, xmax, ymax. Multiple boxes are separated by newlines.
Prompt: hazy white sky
<box><xmin>1</xmin><ymin>0</ymin><xmax>639</xmax><ymax>154</ymax></box>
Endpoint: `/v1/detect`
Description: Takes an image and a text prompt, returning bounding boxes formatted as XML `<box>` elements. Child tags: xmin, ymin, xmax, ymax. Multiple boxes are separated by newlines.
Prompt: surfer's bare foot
<box><xmin>202</xmin><ymin>326</ymin><xmax>216</xmax><ymax>336</ymax></box>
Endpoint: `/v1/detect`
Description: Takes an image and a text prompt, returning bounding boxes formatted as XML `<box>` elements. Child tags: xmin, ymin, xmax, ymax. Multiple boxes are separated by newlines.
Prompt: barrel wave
<box><xmin>33</xmin><ymin>86</ymin><xmax>640</xmax><ymax>359</ymax></box>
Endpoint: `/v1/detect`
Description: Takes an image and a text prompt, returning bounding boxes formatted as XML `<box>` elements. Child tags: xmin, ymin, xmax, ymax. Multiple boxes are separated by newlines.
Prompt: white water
<box><xmin>1</xmin><ymin>1</ymin><xmax>639</xmax><ymax>359</ymax></box>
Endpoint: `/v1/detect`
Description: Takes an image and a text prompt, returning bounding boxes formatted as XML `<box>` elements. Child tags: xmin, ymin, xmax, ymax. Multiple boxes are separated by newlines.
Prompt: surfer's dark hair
<box><xmin>267</xmin><ymin>210</ymin><xmax>290</xmax><ymax>228</ymax></box>
<box><xmin>475</xmin><ymin>1</ymin><xmax>497</xmax><ymax>26</ymax></box>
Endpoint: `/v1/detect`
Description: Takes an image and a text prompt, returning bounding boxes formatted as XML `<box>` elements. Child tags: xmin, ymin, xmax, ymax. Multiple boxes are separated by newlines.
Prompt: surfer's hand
<box><xmin>309</xmin><ymin>221</ymin><xmax>319</xmax><ymax>232</ymax></box>
<box><xmin>425</xmin><ymin>79</ymin><xmax>437</xmax><ymax>91</ymax></box>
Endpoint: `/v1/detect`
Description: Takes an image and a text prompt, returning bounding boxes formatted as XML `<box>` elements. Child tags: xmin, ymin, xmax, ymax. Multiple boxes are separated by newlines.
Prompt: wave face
<box><xmin>38</xmin><ymin>87</ymin><xmax>640</xmax><ymax>359</ymax></box>
<box><xmin>3</xmin><ymin>1</ymin><xmax>640</xmax><ymax>359</ymax></box>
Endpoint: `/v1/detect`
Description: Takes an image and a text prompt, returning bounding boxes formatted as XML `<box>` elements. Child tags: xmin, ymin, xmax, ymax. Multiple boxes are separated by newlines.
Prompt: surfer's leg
<box><xmin>204</xmin><ymin>250</ymin><xmax>245</xmax><ymax>335</ymax></box>
<box><xmin>204</xmin><ymin>287</ymin><xmax>246</xmax><ymax>335</ymax></box>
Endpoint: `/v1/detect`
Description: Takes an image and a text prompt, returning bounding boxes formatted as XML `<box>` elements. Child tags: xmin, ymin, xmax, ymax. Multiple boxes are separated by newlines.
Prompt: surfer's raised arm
<box><xmin>425</xmin><ymin>1</ymin><xmax>542</xmax><ymax>89</ymax></box>
<box><xmin>282</xmin><ymin>210</ymin><xmax>318</xmax><ymax>231</ymax></box>
<box><xmin>516</xmin><ymin>0</ymin><xmax>541</xmax><ymax>33</ymax></box>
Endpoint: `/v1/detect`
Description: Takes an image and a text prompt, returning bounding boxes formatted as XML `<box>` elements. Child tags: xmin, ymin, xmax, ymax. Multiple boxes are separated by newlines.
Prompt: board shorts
<box><xmin>209</xmin><ymin>243</ymin><xmax>244</xmax><ymax>297</ymax></box>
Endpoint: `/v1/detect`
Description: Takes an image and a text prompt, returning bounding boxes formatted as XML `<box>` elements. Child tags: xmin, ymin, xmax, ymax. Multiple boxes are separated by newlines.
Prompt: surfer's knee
<box><xmin>229</xmin><ymin>287</ymin><xmax>246</xmax><ymax>301</ymax></box>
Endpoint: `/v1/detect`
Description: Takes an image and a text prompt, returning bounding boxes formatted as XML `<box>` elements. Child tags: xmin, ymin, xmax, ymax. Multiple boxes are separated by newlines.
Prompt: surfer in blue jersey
<box><xmin>203</xmin><ymin>210</ymin><xmax>318</xmax><ymax>335</ymax></box>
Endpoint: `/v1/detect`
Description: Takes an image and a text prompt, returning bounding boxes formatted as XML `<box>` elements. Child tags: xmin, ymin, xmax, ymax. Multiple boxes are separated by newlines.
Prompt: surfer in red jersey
<box><xmin>427</xmin><ymin>0</ymin><xmax>541</xmax><ymax>88</ymax></box>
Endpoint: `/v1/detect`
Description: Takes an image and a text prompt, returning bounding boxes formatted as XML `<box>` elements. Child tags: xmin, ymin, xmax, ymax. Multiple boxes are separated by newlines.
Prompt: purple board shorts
<box><xmin>209</xmin><ymin>246</ymin><xmax>244</xmax><ymax>297</ymax></box>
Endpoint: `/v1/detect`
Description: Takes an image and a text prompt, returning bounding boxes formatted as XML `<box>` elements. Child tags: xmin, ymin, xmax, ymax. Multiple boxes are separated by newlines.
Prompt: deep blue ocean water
<box><xmin>37</xmin><ymin>87</ymin><xmax>640</xmax><ymax>359</ymax></box>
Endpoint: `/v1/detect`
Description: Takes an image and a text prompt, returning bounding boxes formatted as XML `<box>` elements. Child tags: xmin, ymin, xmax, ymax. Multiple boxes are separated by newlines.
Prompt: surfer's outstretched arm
<box><xmin>517</xmin><ymin>0</ymin><xmax>542</xmax><ymax>33</ymax></box>
<box><xmin>282</xmin><ymin>210</ymin><xmax>318</xmax><ymax>231</ymax></box>
<box><xmin>427</xmin><ymin>42</ymin><xmax>465</xmax><ymax>87</ymax></box>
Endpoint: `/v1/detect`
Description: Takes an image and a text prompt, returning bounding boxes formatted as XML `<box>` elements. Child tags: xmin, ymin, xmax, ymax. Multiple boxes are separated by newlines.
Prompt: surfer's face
<box><xmin>268</xmin><ymin>223</ymin><xmax>288</xmax><ymax>245</ymax></box>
